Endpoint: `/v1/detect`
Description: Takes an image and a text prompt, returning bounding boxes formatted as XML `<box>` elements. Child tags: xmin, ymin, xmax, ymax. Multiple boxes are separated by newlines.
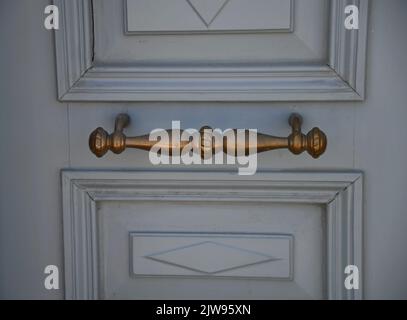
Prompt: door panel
<box><xmin>125</xmin><ymin>0</ymin><xmax>293</xmax><ymax>33</ymax></box>
<box><xmin>55</xmin><ymin>0</ymin><xmax>368</xmax><ymax>101</ymax></box>
<box><xmin>130</xmin><ymin>233</ymin><xmax>292</xmax><ymax>279</ymax></box>
<box><xmin>96</xmin><ymin>0</ymin><xmax>326</xmax><ymax>63</ymax></box>
<box><xmin>99</xmin><ymin>201</ymin><xmax>321</xmax><ymax>299</ymax></box>
<box><xmin>62</xmin><ymin>172</ymin><xmax>362</xmax><ymax>300</ymax></box>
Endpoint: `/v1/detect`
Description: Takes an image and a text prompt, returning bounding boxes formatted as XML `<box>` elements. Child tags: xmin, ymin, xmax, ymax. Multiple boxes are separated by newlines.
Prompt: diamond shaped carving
<box><xmin>186</xmin><ymin>0</ymin><xmax>230</xmax><ymax>26</ymax></box>
<box><xmin>146</xmin><ymin>241</ymin><xmax>279</xmax><ymax>274</ymax></box>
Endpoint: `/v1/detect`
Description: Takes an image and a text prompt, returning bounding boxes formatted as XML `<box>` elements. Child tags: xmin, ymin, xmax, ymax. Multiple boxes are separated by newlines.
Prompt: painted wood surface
<box><xmin>62</xmin><ymin>171</ymin><xmax>362</xmax><ymax>299</ymax></box>
<box><xmin>54</xmin><ymin>0</ymin><xmax>368</xmax><ymax>101</ymax></box>
<box><xmin>1</xmin><ymin>0</ymin><xmax>407</xmax><ymax>300</ymax></box>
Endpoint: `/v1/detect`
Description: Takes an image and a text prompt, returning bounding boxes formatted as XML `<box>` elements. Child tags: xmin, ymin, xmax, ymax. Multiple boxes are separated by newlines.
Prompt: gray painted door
<box><xmin>1</xmin><ymin>0</ymin><xmax>407</xmax><ymax>300</ymax></box>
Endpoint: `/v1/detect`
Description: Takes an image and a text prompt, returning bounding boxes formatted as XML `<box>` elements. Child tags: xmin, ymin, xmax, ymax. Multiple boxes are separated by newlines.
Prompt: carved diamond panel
<box><xmin>146</xmin><ymin>241</ymin><xmax>279</xmax><ymax>274</ymax></box>
<box><xmin>125</xmin><ymin>0</ymin><xmax>293</xmax><ymax>33</ymax></box>
<box><xmin>131</xmin><ymin>233</ymin><xmax>293</xmax><ymax>279</ymax></box>
<box><xmin>186</xmin><ymin>0</ymin><xmax>230</xmax><ymax>27</ymax></box>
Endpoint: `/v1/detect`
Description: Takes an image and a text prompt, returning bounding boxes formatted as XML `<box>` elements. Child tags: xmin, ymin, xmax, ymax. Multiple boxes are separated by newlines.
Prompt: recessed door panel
<box><xmin>95</xmin><ymin>0</ymin><xmax>327</xmax><ymax>64</ymax></box>
<box><xmin>125</xmin><ymin>0</ymin><xmax>293</xmax><ymax>33</ymax></box>
<box><xmin>130</xmin><ymin>232</ymin><xmax>292</xmax><ymax>279</ymax></box>
<box><xmin>62</xmin><ymin>172</ymin><xmax>363</xmax><ymax>300</ymax></box>
<box><xmin>97</xmin><ymin>201</ymin><xmax>324</xmax><ymax>299</ymax></box>
<box><xmin>55</xmin><ymin>0</ymin><xmax>368</xmax><ymax>100</ymax></box>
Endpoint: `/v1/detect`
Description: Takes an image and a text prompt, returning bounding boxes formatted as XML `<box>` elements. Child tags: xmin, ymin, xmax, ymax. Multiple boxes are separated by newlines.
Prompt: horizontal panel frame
<box><xmin>62</xmin><ymin>170</ymin><xmax>363</xmax><ymax>300</ymax></box>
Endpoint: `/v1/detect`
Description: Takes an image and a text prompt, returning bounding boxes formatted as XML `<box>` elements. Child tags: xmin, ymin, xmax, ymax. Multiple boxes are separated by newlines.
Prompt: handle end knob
<box><xmin>288</xmin><ymin>127</ymin><xmax>327</xmax><ymax>158</ymax></box>
<box><xmin>89</xmin><ymin>127</ymin><xmax>110</xmax><ymax>158</ymax></box>
<box><xmin>306</xmin><ymin>127</ymin><xmax>327</xmax><ymax>159</ymax></box>
<box><xmin>89</xmin><ymin>127</ymin><xmax>127</xmax><ymax>157</ymax></box>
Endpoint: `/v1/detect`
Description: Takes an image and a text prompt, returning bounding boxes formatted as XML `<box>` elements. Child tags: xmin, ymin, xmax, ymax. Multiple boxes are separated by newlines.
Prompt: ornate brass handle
<box><xmin>89</xmin><ymin>113</ymin><xmax>327</xmax><ymax>159</ymax></box>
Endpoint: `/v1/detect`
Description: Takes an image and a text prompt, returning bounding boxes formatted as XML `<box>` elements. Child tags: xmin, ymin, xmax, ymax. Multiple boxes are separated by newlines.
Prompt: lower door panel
<box><xmin>98</xmin><ymin>201</ymin><xmax>323</xmax><ymax>299</ymax></box>
<box><xmin>62</xmin><ymin>171</ymin><xmax>363</xmax><ymax>300</ymax></box>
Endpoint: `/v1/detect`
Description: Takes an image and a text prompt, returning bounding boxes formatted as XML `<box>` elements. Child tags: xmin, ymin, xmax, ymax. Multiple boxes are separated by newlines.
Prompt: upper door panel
<box><xmin>125</xmin><ymin>0</ymin><xmax>293</xmax><ymax>33</ymax></box>
<box><xmin>55</xmin><ymin>0</ymin><xmax>368</xmax><ymax>101</ymax></box>
<box><xmin>95</xmin><ymin>0</ymin><xmax>326</xmax><ymax>64</ymax></box>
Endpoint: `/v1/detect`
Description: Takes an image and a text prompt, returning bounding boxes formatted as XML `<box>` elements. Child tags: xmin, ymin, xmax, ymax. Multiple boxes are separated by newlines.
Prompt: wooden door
<box><xmin>57</xmin><ymin>0</ymin><xmax>368</xmax><ymax>300</ymax></box>
<box><xmin>4</xmin><ymin>0</ymin><xmax>407</xmax><ymax>300</ymax></box>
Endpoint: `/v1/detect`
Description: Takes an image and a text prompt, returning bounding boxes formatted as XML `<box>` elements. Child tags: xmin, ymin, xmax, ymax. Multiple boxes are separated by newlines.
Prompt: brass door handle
<box><xmin>89</xmin><ymin>113</ymin><xmax>327</xmax><ymax>159</ymax></box>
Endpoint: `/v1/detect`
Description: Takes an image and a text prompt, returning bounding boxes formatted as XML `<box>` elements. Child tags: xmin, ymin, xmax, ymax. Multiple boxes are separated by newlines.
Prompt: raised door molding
<box><xmin>54</xmin><ymin>0</ymin><xmax>369</xmax><ymax>101</ymax></box>
<box><xmin>130</xmin><ymin>232</ymin><xmax>293</xmax><ymax>279</ymax></box>
<box><xmin>62</xmin><ymin>171</ymin><xmax>363</xmax><ymax>300</ymax></box>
